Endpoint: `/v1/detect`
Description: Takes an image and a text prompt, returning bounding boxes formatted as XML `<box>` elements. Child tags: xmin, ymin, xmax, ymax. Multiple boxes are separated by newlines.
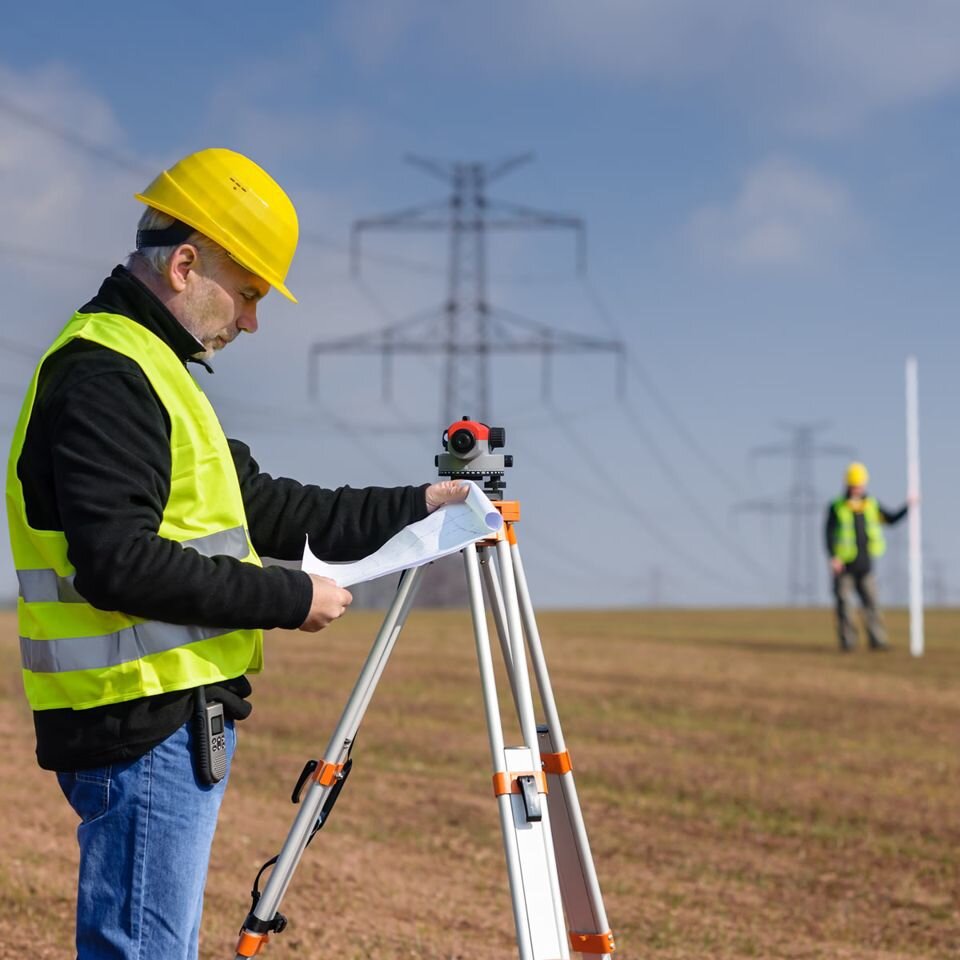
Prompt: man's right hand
<box><xmin>830</xmin><ymin>557</ymin><xmax>844</xmax><ymax>575</ymax></box>
<box><xmin>300</xmin><ymin>575</ymin><xmax>353</xmax><ymax>632</ymax></box>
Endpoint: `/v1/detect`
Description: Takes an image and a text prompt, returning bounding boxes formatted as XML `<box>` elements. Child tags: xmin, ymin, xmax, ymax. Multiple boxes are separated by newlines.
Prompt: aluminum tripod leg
<box><xmin>479</xmin><ymin>545</ymin><xmax>521</xmax><ymax>707</ymax></box>
<box><xmin>464</xmin><ymin>542</ymin><xmax>570</xmax><ymax>960</ymax></box>
<box><xmin>234</xmin><ymin>566</ymin><xmax>424</xmax><ymax>959</ymax></box>
<box><xmin>475</xmin><ymin>533</ymin><xmax>615</xmax><ymax>958</ymax></box>
<box><xmin>510</xmin><ymin>537</ymin><xmax>615</xmax><ymax>958</ymax></box>
<box><xmin>234</xmin><ymin>522</ymin><xmax>614</xmax><ymax>958</ymax></box>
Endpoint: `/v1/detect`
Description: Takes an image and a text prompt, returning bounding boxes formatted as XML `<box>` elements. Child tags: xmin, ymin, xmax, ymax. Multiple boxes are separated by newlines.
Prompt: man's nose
<box><xmin>237</xmin><ymin>306</ymin><xmax>259</xmax><ymax>334</ymax></box>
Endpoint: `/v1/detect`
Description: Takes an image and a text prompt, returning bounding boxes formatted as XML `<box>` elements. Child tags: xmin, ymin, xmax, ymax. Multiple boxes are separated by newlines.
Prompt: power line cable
<box><xmin>0</xmin><ymin>93</ymin><xmax>150</xmax><ymax>176</ymax></box>
<box><xmin>306</xmin><ymin>229</ymin><xmax>578</xmax><ymax>285</ymax></box>
<box><xmin>516</xmin><ymin>437</ymin><xmax>675</xmax><ymax>593</ymax></box>
<box><xmin>208</xmin><ymin>396</ymin><xmax>430</xmax><ymax>437</ymax></box>
<box><xmin>350</xmin><ymin>274</ymin><xmax>447</xmax><ymax>405</ymax></box>
<box><xmin>0</xmin><ymin>97</ymin><xmax>423</xmax><ymax>284</ymax></box>
<box><xmin>344</xmin><ymin>200</ymin><xmax>743</xmax><ymax>594</ymax></box>
<box><xmin>301</xmin><ymin>231</ymin><xmax>445</xmax><ymax>278</ymax></box>
<box><xmin>205</xmin><ymin>390</ymin><xmax>413</xmax><ymax>484</ymax></box>
<box><xmin>338</xmin><ymin>279</ymin><xmax>651</xmax><ymax>591</ymax></box>
<box><xmin>329</xmin><ymin>157</ymin><xmax>615</xmax><ymax>428</ymax></box>
<box><xmin>614</xmin><ymin>393</ymin><xmax>774</xmax><ymax>590</ymax></box>
<box><xmin>579</xmin><ymin>276</ymin><xmax>746</xmax><ymax>499</ymax></box>
<box><xmin>541</xmin><ymin>400</ymin><xmax>755</xmax><ymax>595</ymax></box>
<box><xmin>534</xmin><ymin>272</ymin><xmax>766</xmax><ymax>586</ymax></box>
<box><xmin>307</xmin><ymin>275</ymin><xmax>654</xmax><ymax>593</ymax></box>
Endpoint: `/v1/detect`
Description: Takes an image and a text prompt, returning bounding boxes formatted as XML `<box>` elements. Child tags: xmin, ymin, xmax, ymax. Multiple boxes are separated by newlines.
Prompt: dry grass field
<box><xmin>1</xmin><ymin>606</ymin><xmax>959</xmax><ymax>959</ymax></box>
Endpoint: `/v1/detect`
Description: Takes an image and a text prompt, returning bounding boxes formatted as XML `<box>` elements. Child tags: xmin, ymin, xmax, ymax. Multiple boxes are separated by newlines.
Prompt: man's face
<box><xmin>849</xmin><ymin>484</ymin><xmax>866</xmax><ymax>498</ymax></box>
<box><xmin>177</xmin><ymin>249</ymin><xmax>270</xmax><ymax>358</ymax></box>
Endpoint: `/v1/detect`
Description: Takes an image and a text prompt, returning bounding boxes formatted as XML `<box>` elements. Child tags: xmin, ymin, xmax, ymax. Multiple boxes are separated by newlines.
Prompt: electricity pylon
<box><xmin>308</xmin><ymin>154</ymin><xmax>624</xmax><ymax>426</ymax></box>
<box><xmin>735</xmin><ymin>422</ymin><xmax>854</xmax><ymax>606</ymax></box>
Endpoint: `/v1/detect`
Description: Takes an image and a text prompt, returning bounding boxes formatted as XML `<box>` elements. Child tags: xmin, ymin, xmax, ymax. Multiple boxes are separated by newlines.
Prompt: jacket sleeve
<box><xmin>230</xmin><ymin>439</ymin><xmax>430</xmax><ymax>562</ymax></box>
<box><xmin>825</xmin><ymin>504</ymin><xmax>838</xmax><ymax>556</ymax></box>
<box><xmin>879</xmin><ymin>502</ymin><xmax>908</xmax><ymax>525</ymax></box>
<box><xmin>40</xmin><ymin>362</ymin><xmax>312</xmax><ymax>630</ymax></box>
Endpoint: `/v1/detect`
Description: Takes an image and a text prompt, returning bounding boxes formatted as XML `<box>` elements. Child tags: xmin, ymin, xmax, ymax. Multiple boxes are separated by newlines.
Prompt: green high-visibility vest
<box><xmin>6</xmin><ymin>311</ymin><xmax>264</xmax><ymax>711</ymax></box>
<box><xmin>831</xmin><ymin>496</ymin><xmax>886</xmax><ymax>564</ymax></box>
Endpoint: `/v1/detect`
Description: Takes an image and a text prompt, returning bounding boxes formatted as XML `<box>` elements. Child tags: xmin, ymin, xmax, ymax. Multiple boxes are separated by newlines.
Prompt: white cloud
<box><xmin>0</xmin><ymin>65</ymin><xmax>138</xmax><ymax>231</ymax></box>
<box><xmin>332</xmin><ymin>0</ymin><xmax>960</xmax><ymax>137</ymax></box>
<box><xmin>0</xmin><ymin>62</ymin><xmax>145</xmax><ymax>331</ymax></box>
<box><xmin>685</xmin><ymin>158</ymin><xmax>860</xmax><ymax>269</ymax></box>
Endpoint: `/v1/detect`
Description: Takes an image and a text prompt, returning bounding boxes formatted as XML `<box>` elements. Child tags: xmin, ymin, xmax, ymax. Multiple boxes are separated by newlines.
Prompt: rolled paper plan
<box><xmin>302</xmin><ymin>480</ymin><xmax>503</xmax><ymax>587</ymax></box>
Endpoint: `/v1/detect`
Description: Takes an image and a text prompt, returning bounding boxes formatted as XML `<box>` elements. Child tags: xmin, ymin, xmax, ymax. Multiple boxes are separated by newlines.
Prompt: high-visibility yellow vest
<box><xmin>831</xmin><ymin>496</ymin><xmax>886</xmax><ymax>564</ymax></box>
<box><xmin>6</xmin><ymin>311</ymin><xmax>264</xmax><ymax>711</ymax></box>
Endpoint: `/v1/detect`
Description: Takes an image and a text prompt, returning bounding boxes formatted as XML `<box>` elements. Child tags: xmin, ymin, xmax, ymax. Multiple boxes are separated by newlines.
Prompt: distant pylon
<box><xmin>308</xmin><ymin>154</ymin><xmax>624</xmax><ymax>427</ymax></box>
<box><xmin>735</xmin><ymin>422</ymin><xmax>854</xmax><ymax>606</ymax></box>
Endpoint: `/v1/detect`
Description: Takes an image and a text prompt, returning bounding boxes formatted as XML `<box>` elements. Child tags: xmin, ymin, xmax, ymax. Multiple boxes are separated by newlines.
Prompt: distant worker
<box><xmin>6</xmin><ymin>147</ymin><xmax>468</xmax><ymax>960</ymax></box>
<box><xmin>825</xmin><ymin>461</ymin><xmax>908</xmax><ymax>652</ymax></box>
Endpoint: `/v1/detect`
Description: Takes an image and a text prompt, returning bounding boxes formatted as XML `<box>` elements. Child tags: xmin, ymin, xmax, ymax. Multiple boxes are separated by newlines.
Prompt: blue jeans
<box><xmin>57</xmin><ymin>718</ymin><xmax>237</xmax><ymax>960</ymax></box>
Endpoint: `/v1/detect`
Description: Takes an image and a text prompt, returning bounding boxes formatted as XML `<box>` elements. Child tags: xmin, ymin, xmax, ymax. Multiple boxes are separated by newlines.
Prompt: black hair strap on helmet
<box><xmin>136</xmin><ymin>219</ymin><xmax>195</xmax><ymax>249</ymax></box>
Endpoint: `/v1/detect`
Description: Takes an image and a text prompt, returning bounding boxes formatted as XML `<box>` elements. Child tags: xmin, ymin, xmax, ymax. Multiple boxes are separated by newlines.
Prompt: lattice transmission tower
<box><xmin>308</xmin><ymin>154</ymin><xmax>624</xmax><ymax>426</ymax></box>
<box><xmin>736</xmin><ymin>422</ymin><xmax>854</xmax><ymax>606</ymax></box>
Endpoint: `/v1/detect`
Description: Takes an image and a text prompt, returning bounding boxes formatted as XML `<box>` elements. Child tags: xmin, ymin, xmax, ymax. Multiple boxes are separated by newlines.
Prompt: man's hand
<box><xmin>299</xmin><ymin>575</ymin><xmax>353</xmax><ymax>632</ymax></box>
<box><xmin>830</xmin><ymin>557</ymin><xmax>844</xmax><ymax>575</ymax></box>
<box><xmin>425</xmin><ymin>479</ymin><xmax>470</xmax><ymax>514</ymax></box>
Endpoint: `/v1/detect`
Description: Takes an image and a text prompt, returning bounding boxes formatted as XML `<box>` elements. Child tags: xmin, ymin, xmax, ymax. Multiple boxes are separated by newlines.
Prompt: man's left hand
<box><xmin>425</xmin><ymin>480</ymin><xmax>470</xmax><ymax>514</ymax></box>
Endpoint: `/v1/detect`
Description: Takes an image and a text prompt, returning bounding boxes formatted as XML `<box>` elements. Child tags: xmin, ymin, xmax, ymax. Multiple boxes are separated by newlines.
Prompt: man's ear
<box><xmin>167</xmin><ymin>243</ymin><xmax>199</xmax><ymax>293</ymax></box>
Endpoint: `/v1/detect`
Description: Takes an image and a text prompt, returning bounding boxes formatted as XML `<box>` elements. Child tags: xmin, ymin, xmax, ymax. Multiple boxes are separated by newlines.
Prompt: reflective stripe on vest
<box><xmin>7</xmin><ymin>311</ymin><xmax>264</xmax><ymax>711</ymax></box>
<box><xmin>21</xmin><ymin>622</ymin><xmax>236</xmax><ymax>673</ymax></box>
<box><xmin>831</xmin><ymin>496</ymin><xmax>886</xmax><ymax>563</ymax></box>
<box><xmin>16</xmin><ymin>526</ymin><xmax>250</xmax><ymax>603</ymax></box>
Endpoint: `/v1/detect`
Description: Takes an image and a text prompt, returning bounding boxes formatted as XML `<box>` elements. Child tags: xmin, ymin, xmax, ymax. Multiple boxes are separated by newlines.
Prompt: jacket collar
<box><xmin>79</xmin><ymin>266</ymin><xmax>210</xmax><ymax>369</ymax></box>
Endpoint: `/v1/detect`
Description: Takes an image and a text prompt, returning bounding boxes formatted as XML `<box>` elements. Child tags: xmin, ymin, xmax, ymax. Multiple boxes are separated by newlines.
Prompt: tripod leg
<box><xmin>465</xmin><ymin>544</ymin><xmax>569</xmax><ymax>960</ymax></box>
<box><xmin>234</xmin><ymin>566</ymin><xmax>424</xmax><ymax>959</ymax></box>
<box><xmin>479</xmin><ymin>545</ymin><xmax>523</xmax><ymax>713</ymax></box>
<box><xmin>494</xmin><ymin>539</ymin><xmax>544</xmax><ymax>754</ymax></box>
<box><xmin>510</xmin><ymin>539</ymin><xmax>615</xmax><ymax>957</ymax></box>
<box><xmin>479</xmin><ymin>544</ymin><xmax>513</xmax><ymax>666</ymax></box>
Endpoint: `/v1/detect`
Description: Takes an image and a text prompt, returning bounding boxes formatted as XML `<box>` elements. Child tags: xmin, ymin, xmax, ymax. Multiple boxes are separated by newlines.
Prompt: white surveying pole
<box><xmin>905</xmin><ymin>355</ymin><xmax>924</xmax><ymax>657</ymax></box>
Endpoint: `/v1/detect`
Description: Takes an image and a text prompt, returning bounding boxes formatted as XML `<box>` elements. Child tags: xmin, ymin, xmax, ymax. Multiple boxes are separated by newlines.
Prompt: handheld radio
<box><xmin>193</xmin><ymin>687</ymin><xmax>227</xmax><ymax>785</ymax></box>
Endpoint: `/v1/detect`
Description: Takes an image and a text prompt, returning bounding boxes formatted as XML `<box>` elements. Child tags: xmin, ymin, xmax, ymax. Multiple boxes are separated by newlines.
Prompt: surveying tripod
<box><xmin>234</xmin><ymin>419</ymin><xmax>615</xmax><ymax>959</ymax></box>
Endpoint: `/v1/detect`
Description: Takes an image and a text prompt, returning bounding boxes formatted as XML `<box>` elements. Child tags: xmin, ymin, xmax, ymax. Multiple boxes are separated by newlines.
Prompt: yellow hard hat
<box><xmin>135</xmin><ymin>148</ymin><xmax>299</xmax><ymax>303</ymax></box>
<box><xmin>845</xmin><ymin>462</ymin><xmax>869</xmax><ymax>487</ymax></box>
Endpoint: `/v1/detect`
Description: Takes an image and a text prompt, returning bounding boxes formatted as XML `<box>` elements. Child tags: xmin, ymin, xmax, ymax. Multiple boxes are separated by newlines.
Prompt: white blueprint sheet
<box><xmin>301</xmin><ymin>481</ymin><xmax>503</xmax><ymax>587</ymax></box>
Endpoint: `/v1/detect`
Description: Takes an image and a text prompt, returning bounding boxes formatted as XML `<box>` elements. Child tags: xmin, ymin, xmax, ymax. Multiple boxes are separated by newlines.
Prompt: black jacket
<box><xmin>18</xmin><ymin>266</ymin><xmax>428</xmax><ymax>770</ymax></box>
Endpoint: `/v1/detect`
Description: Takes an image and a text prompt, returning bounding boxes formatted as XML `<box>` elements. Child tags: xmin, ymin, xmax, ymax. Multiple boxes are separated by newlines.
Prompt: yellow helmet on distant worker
<box><xmin>845</xmin><ymin>462</ymin><xmax>869</xmax><ymax>488</ymax></box>
<box><xmin>135</xmin><ymin>148</ymin><xmax>299</xmax><ymax>303</ymax></box>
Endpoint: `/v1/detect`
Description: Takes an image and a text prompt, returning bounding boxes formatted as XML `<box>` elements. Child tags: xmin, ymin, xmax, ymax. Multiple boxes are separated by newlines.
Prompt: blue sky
<box><xmin>0</xmin><ymin>2</ymin><xmax>956</xmax><ymax>607</ymax></box>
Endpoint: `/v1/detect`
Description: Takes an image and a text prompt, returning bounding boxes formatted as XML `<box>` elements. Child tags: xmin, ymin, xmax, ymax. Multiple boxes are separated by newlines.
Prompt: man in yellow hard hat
<box><xmin>7</xmin><ymin>147</ymin><xmax>467</xmax><ymax>960</ymax></box>
<box><xmin>825</xmin><ymin>461</ymin><xmax>908</xmax><ymax>652</ymax></box>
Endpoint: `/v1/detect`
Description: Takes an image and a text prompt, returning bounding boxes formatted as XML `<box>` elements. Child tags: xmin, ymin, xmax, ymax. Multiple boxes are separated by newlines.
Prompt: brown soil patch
<box><xmin>2</xmin><ymin>607</ymin><xmax>958</xmax><ymax>958</ymax></box>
